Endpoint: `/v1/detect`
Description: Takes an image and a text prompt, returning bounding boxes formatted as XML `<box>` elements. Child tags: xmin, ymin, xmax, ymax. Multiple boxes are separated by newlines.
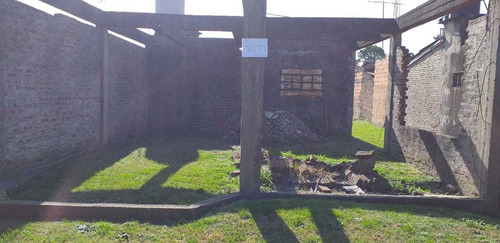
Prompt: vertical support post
<box><xmin>99</xmin><ymin>27</ymin><xmax>109</xmax><ymax>145</ymax></box>
<box><xmin>240</xmin><ymin>0</ymin><xmax>267</xmax><ymax>194</ymax></box>
<box><xmin>384</xmin><ymin>33</ymin><xmax>401</xmax><ymax>154</ymax></box>
<box><xmin>0</xmin><ymin>56</ymin><xmax>5</xmax><ymax>169</ymax></box>
<box><xmin>485</xmin><ymin>0</ymin><xmax>500</xmax><ymax>208</ymax></box>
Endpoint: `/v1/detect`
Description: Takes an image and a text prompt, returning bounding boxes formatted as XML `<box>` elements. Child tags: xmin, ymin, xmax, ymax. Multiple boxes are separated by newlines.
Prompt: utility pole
<box><xmin>368</xmin><ymin>0</ymin><xmax>403</xmax><ymax>18</ymax></box>
<box><xmin>368</xmin><ymin>0</ymin><xmax>403</xmax><ymax>49</ymax></box>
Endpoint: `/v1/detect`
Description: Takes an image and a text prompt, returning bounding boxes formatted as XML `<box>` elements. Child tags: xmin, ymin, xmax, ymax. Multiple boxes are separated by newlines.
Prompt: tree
<box><xmin>357</xmin><ymin>45</ymin><xmax>386</xmax><ymax>64</ymax></box>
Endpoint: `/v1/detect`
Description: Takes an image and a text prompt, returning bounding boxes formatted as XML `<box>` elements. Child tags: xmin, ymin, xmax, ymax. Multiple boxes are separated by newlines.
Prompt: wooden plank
<box><xmin>396</xmin><ymin>0</ymin><xmax>480</xmax><ymax>32</ymax></box>
<box><xmin>240</xmin><ymin>0</ymin><xmax>267</xmax><ymax>194</ymax></box>
<box><xmin>39</xmin><ymin>0</ymin><xmax>151</xmax><ymax>44</ymax></box>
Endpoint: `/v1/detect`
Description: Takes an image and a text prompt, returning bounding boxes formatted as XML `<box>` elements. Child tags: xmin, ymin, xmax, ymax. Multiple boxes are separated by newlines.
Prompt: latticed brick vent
<box><xmin>281</xmin><ymin>69</ymin><xmax>323</xmax><ymax>97</ymax></box>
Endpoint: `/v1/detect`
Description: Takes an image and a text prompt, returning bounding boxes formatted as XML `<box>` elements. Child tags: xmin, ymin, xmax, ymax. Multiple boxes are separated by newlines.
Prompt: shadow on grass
<box><xmin>1</xmin><ymin>198</ymin><xmax>499</xmax><ymax>241</ymax></box>
<box><xmin>8</xmin><ymin>134</ymin><xmax>237</xmax><ymax>205</ymax></box>
<box><xmin>237</xmin><ymin>198</ymin><xmax>499</xmax><ymax>242</ymax></box>
<box><xmin>266</xmin><ymin>134</ymin><xmax>395</xmax><ymax>164</ymax></box>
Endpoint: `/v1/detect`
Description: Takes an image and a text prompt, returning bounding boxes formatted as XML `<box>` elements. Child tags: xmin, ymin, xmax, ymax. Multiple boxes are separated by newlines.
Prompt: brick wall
<box><xmin>265</xmin><ymin>40</ymin><xmax>356</xmax><ymax>134</ymax></box>
<box><xmin>353</xmin><ymin>80</ymin><xmax>362</xmax><ymax>119</ymax></box>
<box><xmin>389</xmin><ymin>16</ymin><xmax>490</xmax><ymax>196</ymax></box>
<box><xmin>405</xmin><ymin>46</ymin><xmax>444</xmax><ymax>132</ymax></box>
<box><xmin>371</xmin><ymin>58</ymin><xmax>389</xmax><ymax>127</ymax></box>
<box><xmin>353</xmin><ymin>71</ymin><xmax>374</xmax><ymax>121</ymax></box>
<box><xmin>0</xmin><ymin>0</ymin><xmax>148</xmax><ymax>180</ymax></box>
<box><xmin>148</xmin><ymin>38</ymin><xmax>242</xmax><ymax>134</ymax></box>
<box><xmin>107</xmin><ymin>35</ymin><xmax>148</xmax><ymax>142</ymax></box>
<box><xmin>149</xmin><ymin>38</ymin><xmax>357</xmax><ymax>135</ymax></box>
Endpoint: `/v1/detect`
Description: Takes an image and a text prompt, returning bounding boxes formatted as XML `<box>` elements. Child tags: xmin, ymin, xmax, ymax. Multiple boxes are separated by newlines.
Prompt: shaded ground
<box><xmin>8</xmin><ymin>136</ymin><xmax>240</xmax><ymax>205</ymax></box>
<box><xmin>266</xmin><ymin>121</ymin><xmax>440</xmax><ymax>194</ymax></box>
<box><xmin>1</xmin><ymin>199</ymin><xmax>499</xmax><ymax>242</ymax></box>
<box><xmin>8</xmin><ymin>120</ymin><xmax>441</xmax><ymax>203</ymax></box>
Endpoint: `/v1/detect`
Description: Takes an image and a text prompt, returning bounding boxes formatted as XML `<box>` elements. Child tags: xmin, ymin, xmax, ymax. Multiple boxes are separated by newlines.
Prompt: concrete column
<box><xmin>384</xmin><ymin>33</ymin><xmax>401</xmax><ymax>154</ymax></box>
<box><xmin>99</xmin><ymin>27</ymin><xmax>109</xmax><ymax>145</ymax></box>
<box><xmin>156</xmin><ymin>0</ymin><xmax>185</xmax><ymax>14</ymax></box>
<box><xmin>438</xmin><ymin>17</ymin><xmax>468</xmax><ymax>137</ymax></box>
<box><xmin>484</xmin><ymin>0</ymin><xmax>500</xmax><ymax>209</ymax></box>
<box><xmin>240</xmin><ymin>0</ymin><xmax>267</xmax><ymax>194</ymax></box>
<box><xmin>0</xmin><ymin>56</ymin><xmax>5</xmax><ymax>169</ymax></box>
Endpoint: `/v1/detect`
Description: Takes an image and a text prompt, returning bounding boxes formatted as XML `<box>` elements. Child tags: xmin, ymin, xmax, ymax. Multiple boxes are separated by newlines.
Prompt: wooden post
<box><xmin>240</xmin><ymin>0</ymin><xmax>267</xmax><ymax>194</ymax></box>
<box><xmin>99</xmin><ymin>27</ymin><xmax>109</xmax><ymax>145</ymax></box>
<box><xmin>384</xmin><ymin>33</ymin><xmax>401</xmax><ymax>154</ymax></box>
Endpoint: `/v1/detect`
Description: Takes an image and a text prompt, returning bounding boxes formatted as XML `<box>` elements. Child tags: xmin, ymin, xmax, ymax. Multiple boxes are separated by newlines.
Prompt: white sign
<box><xmin>242</xmin><ymin>38</ymin><xmax>268</xmax><ymax>58</ymax></box>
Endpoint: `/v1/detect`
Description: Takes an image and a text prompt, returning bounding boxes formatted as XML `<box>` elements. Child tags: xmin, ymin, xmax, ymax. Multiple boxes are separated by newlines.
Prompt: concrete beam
<box><xmin>396</xmin><ymin>0</ymin><xmax>480</xmax><ymax>33</ymax></box>
<box><xmin>101</xmin><ymin>12</ymin><xmax>398</xmax><ymax>41</ymax></box>
<box><xmin>38</xmin><ymin>0</ymin><xmax>151</xmax><ymax>44</ymax></box>
<box><xmin>240</xmin><ymin>0</ymin><xmax>267</xmax><ymax>194</ymax></box>
<box><xmin>153</xmin><ymin>28</ymin><xmax>192</xmax><ymax>48</ymax></box>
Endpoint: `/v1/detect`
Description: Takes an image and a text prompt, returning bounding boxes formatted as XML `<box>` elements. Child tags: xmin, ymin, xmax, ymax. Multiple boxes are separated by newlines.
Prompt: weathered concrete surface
<box><xmin>240</xmin><ymin>0</ymin><xmax>267</xmax><ymax>194</ymax></box>
<box><xmin>261</xmin><ymin>192</ymin><xmax>499</xmax><ymax>216</ymax></box>
<box><xmin>439</xmin><ymin>16</ymin><xmax>469</xmax><ymax>137</ymax></box>
<box><xmin>0</xmin><ymin>193</ymin><xmax>241</xmax><ymax>222</ymax></box>
<box><xmin>396</xmin><ymin>0</ymin><xmax>480</xmax><ymax>32</ymax></box>
<box><xmin>484</xmin><ymin>0</ymin><xmax>500</xmax><ymax>204</ymax></box>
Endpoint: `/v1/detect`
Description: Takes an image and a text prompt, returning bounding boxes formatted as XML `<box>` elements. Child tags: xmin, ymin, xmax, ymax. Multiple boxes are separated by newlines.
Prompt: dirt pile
<box><xmin>270</xmin><ymin>151</ymin><xmax>393</xmax><ymax>194</ymax></box>
<box><xmin>222</xmin><ymin>111</ymin><xmax>320</xmax><ymax>145</ymax></box>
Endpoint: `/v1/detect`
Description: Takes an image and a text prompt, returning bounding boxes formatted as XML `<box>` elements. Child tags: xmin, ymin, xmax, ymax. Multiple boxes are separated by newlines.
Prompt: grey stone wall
<box><xmin>406</xmin><ymin>46</ymin><xmax>444</xmax><ymax>133</ymax></box>
<box><xmin>389</xmin><ymin>16</ymin><xmax>490</xmax><ymax>196</ymax></box>
<box><xmin>0</xmin><ymin>0</ymin><xmax>148</xmax><ymax>180</ymax></box>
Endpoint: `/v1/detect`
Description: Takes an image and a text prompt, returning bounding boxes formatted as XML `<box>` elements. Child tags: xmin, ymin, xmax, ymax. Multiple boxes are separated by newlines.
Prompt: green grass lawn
<box><xmin>9</xmin><ymin>136</ymin><xmax>240</xmax><ymax>205</ymax></box>
<box><xmin>9</xmin><ymin>120</ymin><xmax>439</xmax><ymax>203</ymax></box>
<box><xmin>352</xmin><ymin>120</ymin><xmax>385</xmax><ymax>149</ymax></box>
<box><xmin>1</xmin><ymin>199</ymin><xmax>499</xmax><ymax>242</ymax></box>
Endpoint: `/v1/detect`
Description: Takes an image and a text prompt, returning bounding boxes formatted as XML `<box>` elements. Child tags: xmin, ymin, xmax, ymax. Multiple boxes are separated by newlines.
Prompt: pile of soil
<box><xmin>222</xmin><ymin>111</ymin><xmax>320</xmax><ymax>145</ymax></box>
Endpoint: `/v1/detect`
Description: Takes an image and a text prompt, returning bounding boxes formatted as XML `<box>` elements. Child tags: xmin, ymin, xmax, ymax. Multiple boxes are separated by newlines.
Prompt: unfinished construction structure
<box><xmin>0</xmin><ymin>0</ymin><xmax>499</xmax><ymax>220</ymax></box>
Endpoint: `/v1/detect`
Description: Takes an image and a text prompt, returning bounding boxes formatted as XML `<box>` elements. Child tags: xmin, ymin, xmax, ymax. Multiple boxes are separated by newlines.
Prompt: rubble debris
<box><xmin>317</xmin><ymin>185</ymin><xmax>332</xmax><ymax>193</ymax></box>
<box><xmin>443</xmin><ymin>183</ymin><xmax>459</xmax><ymax>195</ymax></box>
<box><xmin>342</xmin><ymin>185</ymin><xmax>365</xmax><ymax>194</ymax></box>
<box><xmin>223</xmin><ymin>111</ymin><xmax>320</xmax><ymax>145</ymax></box>
<box><xmin>349</xmin><ymin>150</ymin><xmax>375</xmax><ymax>173</ymax></box>
<box><xmin>270</xmin><ymin>151</ymin><xmax>394</xmax><ymax>194</ymax></box>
